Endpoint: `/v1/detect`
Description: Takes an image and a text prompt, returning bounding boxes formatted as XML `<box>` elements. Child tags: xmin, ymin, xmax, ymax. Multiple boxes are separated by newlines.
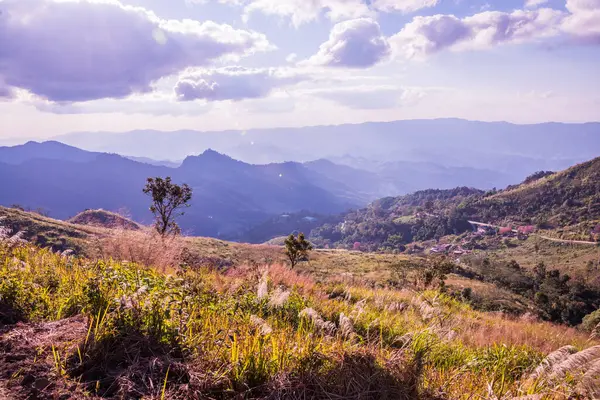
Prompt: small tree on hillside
<box><xmin>143</xmin><ymin>177</ymin><xmax>192</xmax><ymax>236</ymax></box>
<box><xmin>421</xmin><ymin>256</ymin><xmax>455</xmax><ymax>289</ymax></box>
<box><xmin>284</xmin><ymin>232</ymin><xmax>313</xmax><ymax>269</ymax></box>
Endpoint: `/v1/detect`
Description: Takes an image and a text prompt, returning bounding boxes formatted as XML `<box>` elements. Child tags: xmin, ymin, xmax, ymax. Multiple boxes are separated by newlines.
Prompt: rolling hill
<box><xmin>2</xmin><ymin>205</ymin><xmax>600</xmax><ymax>399</ymax></box>
<box><xmin>310</xmin><ymin>156</ymin><xmax>600</xmax><ymax>250</ymax></box>
<box><xmin>0</xmin><ymin>205</ymin><xmax>101</xmax><ymax>252</ymax></box>
<box><xmin>468</xmin><ymin>156</ymin><xmax>600</xmax><ymax>227</ymax></box>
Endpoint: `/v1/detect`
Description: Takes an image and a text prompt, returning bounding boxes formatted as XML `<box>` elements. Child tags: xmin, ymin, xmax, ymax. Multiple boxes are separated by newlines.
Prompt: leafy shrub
<box><xmin>582</xmin><ymin>309</ymin><xmax>600</xmax><ymax>332</ymax></box>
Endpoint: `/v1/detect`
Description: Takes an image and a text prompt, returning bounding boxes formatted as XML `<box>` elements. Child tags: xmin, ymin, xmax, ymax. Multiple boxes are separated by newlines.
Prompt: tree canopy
<box><xmin>143</xmin><ymin>177</ymin><xmax>192</xmax><ymax>236</ymax></box>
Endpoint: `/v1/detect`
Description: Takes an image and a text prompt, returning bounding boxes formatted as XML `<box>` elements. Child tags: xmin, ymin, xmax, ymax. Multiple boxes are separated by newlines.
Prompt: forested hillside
<box><xmin>311</xmin><ymin>157</ymin><xmax>600</xmax><ymax>250</ymax></box>
<box><xmin>311</xmin><ymin>187</ymin><xmax>483</xmax><ymax>251</ymax></box>
<box><xmin>469</xmin><ymin>156</ymin><xmax>600</xmax><ymax>227</ymax></box>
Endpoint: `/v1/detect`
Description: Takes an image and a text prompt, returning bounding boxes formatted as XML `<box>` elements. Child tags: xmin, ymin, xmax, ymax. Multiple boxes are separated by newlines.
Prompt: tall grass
<box><xmin>85</xmin><ymin>227</ymin><xmax>185</xmax><ymax>272</ymax></box>
<box><xmin>0</xmin><ymin>238</ymin><xmax>596</xmax><ymax>399</ymax></box>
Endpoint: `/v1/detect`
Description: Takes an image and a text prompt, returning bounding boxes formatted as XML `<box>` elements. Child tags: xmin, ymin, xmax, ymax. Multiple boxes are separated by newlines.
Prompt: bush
<box><xmin>461</xmin><ymin>287</ymin><xmax>473</xmax><ymax>302</ymax></box>
<box><xmin>581</xmin><ymin>309</ymin><xmax>600</xmax><ymax>332</ymax></box>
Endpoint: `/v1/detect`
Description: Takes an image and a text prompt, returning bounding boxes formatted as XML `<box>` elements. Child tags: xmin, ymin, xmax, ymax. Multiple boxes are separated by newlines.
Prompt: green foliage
<box><xmin>284</xmin><ymin>232</ymin><xmax>313</xmax><ymax>269</ymax></box>
<box><xmin>143</xmin><ymin>177</ymin><xmax>192</xmax><ymax>236</ymax></box>
<box><xmin>461</xmin><ymin>287</ymin><xmax>473</xmax><ymax>302</ymax></box>
<box><xmin>311</xmin><ymin>157</ymin><xmax>600</xmax><ymax>250</ymax></box>
<box><xmin>581</xmin><ymin>309</ymin><xmax>600</xmax><ymax>332</ymax></box>
<box><xmin>0</xmin><ymin>238</ymin><xmax>595</xmax><ymax>399</ymax></box>
<box><xmin>464</xmin><ymin>257</ymin><xmax>600</xmax><ymax>325</ymax></box>
<box><xmin>311</xmin><ymin>187</ymin><xmax>481</xmax><ymax>250</ymax></box>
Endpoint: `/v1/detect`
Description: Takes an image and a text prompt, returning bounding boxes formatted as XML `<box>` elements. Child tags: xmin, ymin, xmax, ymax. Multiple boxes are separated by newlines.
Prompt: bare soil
<box><xmin>0</xmin><ymin>315</ymin><xmax>93</xmax><ymax>400</ymax></box>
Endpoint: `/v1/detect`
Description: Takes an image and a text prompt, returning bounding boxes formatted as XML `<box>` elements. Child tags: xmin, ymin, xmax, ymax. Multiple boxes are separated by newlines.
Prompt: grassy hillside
<box><xmin>1</xmin><ymin>206</ymin><xmax>596</xmax><ymax>324</ymax></box>
<box><xmin>471</xmin><ymin>156</ymin><xmax>600</xmax><ymax>227</ymax></box>
<box><xmin>311</xmin><ymin>157</ymin><xmax>600</xmax><ymax>251</ymax></box>
<box><xmin>1</xmin><ymin>241</ymin><xmax>599</xmax><ymax>399</ymax></box>
<box><xmin>0</xmin><ymin>206</ymin><xmax>102</xmax><ymax>252</ymax></box>
<box><xmin>310</xmin><ymin>187</ymin><xmax>482</xmax><ymax>251</ymax></box>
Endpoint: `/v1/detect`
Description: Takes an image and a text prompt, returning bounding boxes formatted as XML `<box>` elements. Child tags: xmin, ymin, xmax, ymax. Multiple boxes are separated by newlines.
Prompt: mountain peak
<box><xmin>180</xmin><ymin>148</ymin><xmax>244</xmax><ymax>170</ymax></box>
<box><xmin>21</xmin><ymin>140</ymin><xmax>76</xmax><ymax>149</ymax></box>
<box><xmin>200</xmin><ymin>148</ymin><xmax>229</xmax><ymax>158</ymax></box>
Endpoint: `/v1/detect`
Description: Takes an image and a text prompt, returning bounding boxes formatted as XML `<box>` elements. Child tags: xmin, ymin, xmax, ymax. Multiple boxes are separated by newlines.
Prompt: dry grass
<box><xmin>86</xmin><ymin>227</ymin><xmax>186</xmax><ymax>271</ymax></box>
<box><xmin>480</xmin><ymin>235</ymin><xmax>600</xmax><ymax>282</ymax></box>
<box><xmin>549</xmin><ymin>345</ymin><xmax>600</xmax><ymax>380</ymax></box>
<box><xmin>578</xmin><ymin>358</ymin><xmax>600</xmax><ymax>398</ymax></box>
<box><xmin>455</xmin><ymin>313</ymin><xmax>593</xmax><ymax>354</ymax></box>
<box><xmin>0</xmin><ymin>206</ymin><xmax>103</xmax><ymax>252</ymax></box>
<box><xmin>2</xmin><ymin>232</ymin><xmax>600</xmax><ymax>398</ymax></box>
<box><xmin>528</xmin><ymin>345</ymin><xmax>578</xmax><ymax>381</ymax></box>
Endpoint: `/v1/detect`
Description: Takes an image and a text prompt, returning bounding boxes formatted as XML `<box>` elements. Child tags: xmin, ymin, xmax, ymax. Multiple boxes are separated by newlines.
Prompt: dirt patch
<box><xmin>0</xmin><ymin>315</ymin><xmax>93</xmax><ymax>400</ymax></box>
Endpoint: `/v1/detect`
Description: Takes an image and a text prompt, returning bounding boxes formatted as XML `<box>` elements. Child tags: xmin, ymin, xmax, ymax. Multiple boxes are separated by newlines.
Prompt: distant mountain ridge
<box><xmin>49</xmin><ymin>119</ymin><xmax>600</xmax><ymax>176</ymax></box>
<box><xmin>0</xmin><ymin>140</ymin><xmax>100</xmax><ymax>164</ymax></box>
<box><xmin>0</xmin><ymin>143</ymin><xmax>366</xmax><ymax>238</ymax></box>
<box><xmin>1</xmin><ymin>140</ymin><xmax>598</xmax><ymax>243</ymax></box>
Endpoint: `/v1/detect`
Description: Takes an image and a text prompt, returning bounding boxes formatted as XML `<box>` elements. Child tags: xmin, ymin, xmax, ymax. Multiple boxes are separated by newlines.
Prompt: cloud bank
<box><xmin>174</xmin><ymin>67</ymin><xmax>305</xmax><ymax>101</ymax></box>
<box><xmin>391</xmin><ymin>8</ymin><xmax>564</xmax><ymax>59</ymax></box>
<box><xmin>562</xmin><ymin>0</ymin><xmax>600</xmax><ymax>41</ymax></box>
<box><xmin>0</xmin><ymin>0</ymin><xmax>272</xmax><ymax>102</ymax></box>
<box><xmin>312</xmin><ymin>86</ymin><xmax>426</xmax><ymax>109</ymax></box>
<box><xmin>215</xmin><ymin>0</ymin><xmax>439</xmax><ymax>26</ymax></box>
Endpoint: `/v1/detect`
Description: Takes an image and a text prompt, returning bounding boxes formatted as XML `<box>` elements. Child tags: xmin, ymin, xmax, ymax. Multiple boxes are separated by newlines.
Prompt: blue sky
<box><xmin>0</xmin><ymin>0</ymin><xmax>599</xmax><ymax>139</ymax></box>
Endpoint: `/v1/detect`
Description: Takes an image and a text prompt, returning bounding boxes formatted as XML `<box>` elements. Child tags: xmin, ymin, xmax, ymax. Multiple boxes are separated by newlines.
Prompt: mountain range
<box><xmin>49</xmin><ymin>119</ymin><xmax>600</xmax><ymax>178</ymax></box>
<box><xmin>0</xmin><ymin>141</ymin><xmax>369</xmax><ymax>238</ymax></box>
<box><xmin>1</xmin><ymin>129</ymin><xmax>599</xmax><ymax>242</ymax></box>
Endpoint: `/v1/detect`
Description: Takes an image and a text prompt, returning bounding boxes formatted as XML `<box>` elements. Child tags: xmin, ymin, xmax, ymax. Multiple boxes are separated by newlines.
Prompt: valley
<box><xmin>2</xmin><ymin>0</ymin><xmax>600</xmax><ymax>397</ymax></box>
<box><xmin>1</xmin><ymin>203</ymin><xmax>600</xmax><ymax>399</ymax></box>
<box><xmin>0</xmin><ymin>125</ymin><xmax>599</xmax><ymax>399</ymax></box>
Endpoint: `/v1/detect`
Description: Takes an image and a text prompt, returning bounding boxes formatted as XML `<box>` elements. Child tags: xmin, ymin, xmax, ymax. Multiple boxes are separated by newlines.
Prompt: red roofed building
<box><xmin>517</xmin><ymin>225</ymin><xmax>536</xmax><ymax>235</ymax></box>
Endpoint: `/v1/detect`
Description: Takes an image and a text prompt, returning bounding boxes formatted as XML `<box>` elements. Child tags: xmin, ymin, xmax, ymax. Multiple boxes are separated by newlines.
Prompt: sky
<box><xmin>0</xmin><ymin>0</ymin><xmax>599</xmax><ymax>139</ymax></box>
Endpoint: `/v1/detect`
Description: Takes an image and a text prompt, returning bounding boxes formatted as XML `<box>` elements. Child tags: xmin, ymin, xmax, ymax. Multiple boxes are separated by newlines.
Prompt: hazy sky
<box><xmin>1</xmin><ymin>0</ymin><xmax>599</xmax><ymax>139</ymax></box>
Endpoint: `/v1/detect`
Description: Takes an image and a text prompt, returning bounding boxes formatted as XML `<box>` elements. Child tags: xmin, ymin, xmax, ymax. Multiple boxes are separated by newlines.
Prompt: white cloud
<box><xmin>391</xmin><ymin>8</ymin><xmax>565</xmax><ymax>59</ymax></box>
<box><xmin>0</xmin><ymin>78</ymin><xmax>15</xmax><ymax>99</ymax></box>
<box><xmin>221</xmin><ymin>0</ymin><xmax>371</xmax><ymax>26</ymax></box>
<box><xmin>31</xmin><ymin>95</ymin><xmax>214</xmax><ymax>116</ymax></box>
<box><xmin>562</xmin><ymin>0</ymin><xmax>600</xmax><ymax>40</ymax></box>
<box><xmin>242</xmin><ymin>92</ymin><xmax>297</xmax><ymax>113</ymax></box>
<box><xmin>215</xmin><ymin>0</ymin><xmax>441</xmax><ymax>26</ymax></box>
<box><xmin>286</xmin><ymin>53</ymin><xmax>298</xmax><ymax>63</ymax></box>
<box><xmin>305</xmin><ymin>18</ymin><xmax>391</xmax><ymax>68</ymax></box>
<box><xmin>524</xmin><ymin>0</ymin><xmax>549</xmax><ymax>8</ymax></box>
<box><xmin>174</xmin><ymin>66</ymin><xmax>306</xmax><ymax>101</ymax></box>
<box><xmin>371</xmin><ymin>0</ymin><xmax>440</xmax><ymax>13</ymax></box>
<box><xmin>0</xmin><ymin>0</ymin><xmax>272</xmax><ymax>102</ymax></box>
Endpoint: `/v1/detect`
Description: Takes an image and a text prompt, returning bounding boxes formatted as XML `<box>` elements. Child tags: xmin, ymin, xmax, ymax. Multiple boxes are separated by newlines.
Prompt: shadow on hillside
<box><xmin>0</xmin><ymin>301</ymin><xmax>24</xmax><ymax>326</ymax></box>
<box><xmin>67</xmin><ymin>331</ymin><xmax>193</xmax><ymax>399</ymax></box>
<box><xmin>263</xmin><ymin>350</ymin><xmax>431</xmax><ymax>400</ymax></box>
